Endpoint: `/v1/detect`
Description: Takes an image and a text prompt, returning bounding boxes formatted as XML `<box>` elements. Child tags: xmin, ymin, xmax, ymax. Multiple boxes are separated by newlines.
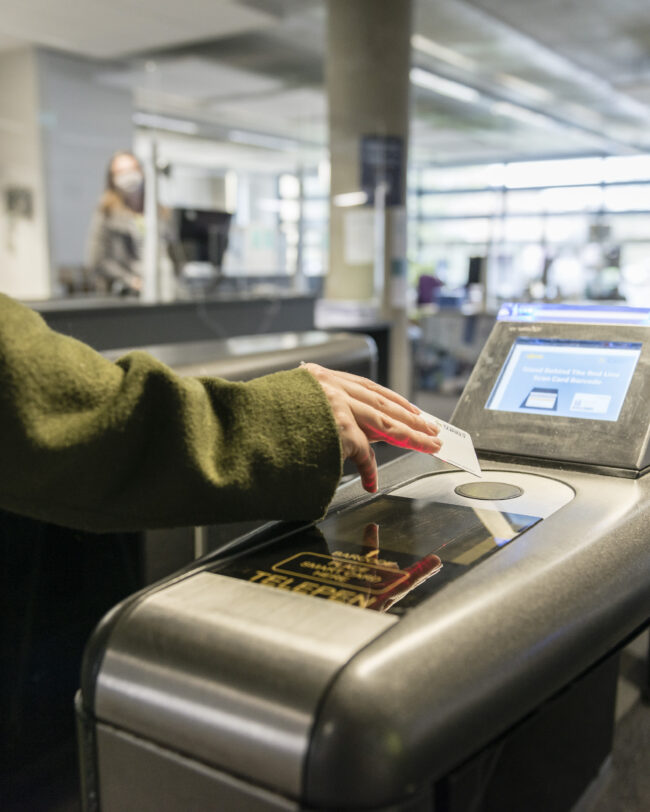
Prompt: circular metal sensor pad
<box><xmin>454</xmin><ymin>481</ymin><xmax>524</xmax><ymax>501</ymax></box>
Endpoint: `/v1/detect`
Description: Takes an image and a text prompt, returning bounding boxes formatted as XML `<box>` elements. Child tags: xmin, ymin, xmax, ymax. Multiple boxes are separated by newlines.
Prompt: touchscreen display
<box><xmin>486</xmin><ymin>338</ymin><xmax>641</xmax><ymax>421</ymax></box>
<box><xmin>214</xmin><ymin>496</ymin><xmax>540</xmax><ymax>615</ymax></box>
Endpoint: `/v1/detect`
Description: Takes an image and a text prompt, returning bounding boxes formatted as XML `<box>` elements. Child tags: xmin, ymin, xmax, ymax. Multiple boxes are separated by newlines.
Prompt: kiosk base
<box><xmin>76</xmin><ymin>651</ymin><xmax>619</xmax><ymax>812</ymax></box>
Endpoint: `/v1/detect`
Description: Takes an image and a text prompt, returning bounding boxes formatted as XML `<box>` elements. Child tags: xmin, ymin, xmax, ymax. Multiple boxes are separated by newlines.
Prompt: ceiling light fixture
<box><xmin>410</xmin><ymin>67</ymin><xmax>481</xmax><ymax>104</ymax></box>
<box><xmin>490</xmin><ymin>101</ymin><xmax>556</xmax><ymax>129</ymax></box>
<box><xmin>562</xmin><ymin>102</ymin><xmax>604</xmax><ymax>130</ymax></box>
<box><xmin>318</xmin><ymin>160</ymin><xmax>331</xmax><ymax>187</ymax></box>
<box><xmin>411</xmin><ymin>34</ymin><xmax>476</xmax><ymax>71</ymax></box>
<box><xmin>333</xmin><ymin>191</ymin><xmax>368</xmax><ymax>207</ymax></box>
<box><xmin>497</xmin><ymin>73</ymin><xmax>553</xmax><ymax>103</ymax></box>
<box><xmin>257</xmin><ymin>198</ymin><xmax>283</xmax><ymax>212</ymax></box>
<box><xmin>228</xmin><ymin>129</ymin><xmax>298</xmax><ymax>151</ymax></box>
<box><xmin>133</xmin><ymin>112</ymin><xmax>198</xmax><ymax>135</ymax></box>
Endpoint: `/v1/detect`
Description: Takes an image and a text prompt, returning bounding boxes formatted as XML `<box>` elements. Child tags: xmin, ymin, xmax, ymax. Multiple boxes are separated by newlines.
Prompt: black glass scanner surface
<box><xmin>214</xmin><ymin>493</ymin><xmax>541</xmax><ymax>614</ymax></box>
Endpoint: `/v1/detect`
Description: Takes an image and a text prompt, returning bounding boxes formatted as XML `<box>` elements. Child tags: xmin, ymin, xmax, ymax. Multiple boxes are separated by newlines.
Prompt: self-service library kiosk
<box><xmin>77</xmin><ymin>303</ymin><xmax>650</xmax><ymax>812</ymax></box>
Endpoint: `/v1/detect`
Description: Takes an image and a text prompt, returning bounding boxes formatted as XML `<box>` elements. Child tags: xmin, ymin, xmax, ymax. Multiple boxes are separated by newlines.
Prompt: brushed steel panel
<box><xmin>97</xmin><ymin>722</ymin><xmax>298</xmax><ymax>812</ymax></box>
<box><xmin>103</xmin><ymin>332</ymin><xmax>376</xmax><ymax>383</ymax></box>
<box><xmin>95</xmin><ymin>572</ymin><xmax>396</xmax><ymax>797</ymax></box>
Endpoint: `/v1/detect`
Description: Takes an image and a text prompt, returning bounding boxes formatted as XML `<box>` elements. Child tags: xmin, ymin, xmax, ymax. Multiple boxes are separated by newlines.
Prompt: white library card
<box><xmin>418</xmin><ymin>409</ymin><xmax>483</xmax><ymax>478</ymax></box>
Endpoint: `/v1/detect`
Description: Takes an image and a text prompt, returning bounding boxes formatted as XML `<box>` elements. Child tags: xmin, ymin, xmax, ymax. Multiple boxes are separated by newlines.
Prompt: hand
<box><xmin>301</xmin><ymin>363</ymin><xmax>441</xmax><ymax>493</ymax></box>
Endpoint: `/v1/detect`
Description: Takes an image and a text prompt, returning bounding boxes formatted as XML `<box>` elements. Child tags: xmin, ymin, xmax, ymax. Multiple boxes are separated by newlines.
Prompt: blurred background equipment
<box><xmin>175</xmin><ymin>207</ymin><xmax>232</xmax><ymax>293</ymax></box>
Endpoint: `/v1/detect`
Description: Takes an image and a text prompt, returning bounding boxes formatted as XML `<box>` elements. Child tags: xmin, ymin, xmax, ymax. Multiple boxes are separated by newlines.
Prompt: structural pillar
<box><xmin>326</xmin><ymin>0</ymin><xmax>413</xmax><ymax>395</ymax></box>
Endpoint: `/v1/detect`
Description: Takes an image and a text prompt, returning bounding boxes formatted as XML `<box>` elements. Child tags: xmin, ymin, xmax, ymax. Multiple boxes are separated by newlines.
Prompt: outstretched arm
<box><xmin>0</xmin><ymin>295</ymin><xmax>441</xmax><ymax>533</ymax></box>
<box><xmin>0</xmin><ymin>295</ymin><xmax>341</xmax><ymax>531</ymax></box>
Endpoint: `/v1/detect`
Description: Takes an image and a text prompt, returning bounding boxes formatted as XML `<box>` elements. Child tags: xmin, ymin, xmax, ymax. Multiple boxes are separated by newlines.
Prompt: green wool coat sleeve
<box><xmin>0</xmin><ymin>294</ymin><xmax>343</xmax><ymax>532</ymax></box>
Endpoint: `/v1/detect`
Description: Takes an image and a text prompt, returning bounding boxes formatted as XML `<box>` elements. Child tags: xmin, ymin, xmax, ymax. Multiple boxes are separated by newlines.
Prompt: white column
<box><xmin>326</xmin><ymin>0</ymin><xmax>413</xmax><ymax>395</ymax></box>
<box><xmin>0</xmin><ymin>48</ymin><xmax>50</xmax><ymax>299</ymax></box>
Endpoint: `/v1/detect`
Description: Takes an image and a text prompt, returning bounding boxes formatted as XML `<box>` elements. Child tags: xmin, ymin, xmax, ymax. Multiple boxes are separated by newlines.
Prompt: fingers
<box><xmin>347</xmin><ymin>432</ymin><xmax>378</xmax><ymax>493</ymax></box>
<box><xmin>303</xmin><ymin>363</ymin><xmax>420</xmax><ymax>416</ymax></box>
<box><xmin>362</xmin><ymin>523</ymin><xmax>379</xmax><ymax>556</ymax></box>
<box><xmin>340</xmin><ymin>377</ymin><xmax>439</xmax><ymax>439</ymax></box>
<box><xmin>301</xmin><ymin>362</ymin><xmax>444</xmax><ymax>493</ymax></box>
<box><xmin>350</xmin><ymin>399</ymin><xmax>442</xmax><ymax>453</ymax></box>
<box><xmin>334</xmin><ymin>370</ymin><xmax>419</xmax><ymax>414</ymax></box>
<box><xmin>303</xmin><ymin>363</ymin><xmax>438</xmax><ymax>439</ymax></box>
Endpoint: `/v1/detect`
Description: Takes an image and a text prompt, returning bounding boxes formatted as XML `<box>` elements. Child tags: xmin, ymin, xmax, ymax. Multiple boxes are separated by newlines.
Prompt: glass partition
<box><xmin>410</xmin><ymin>153</ymin><xmax>650</xmax><ymax>307</ymax></box>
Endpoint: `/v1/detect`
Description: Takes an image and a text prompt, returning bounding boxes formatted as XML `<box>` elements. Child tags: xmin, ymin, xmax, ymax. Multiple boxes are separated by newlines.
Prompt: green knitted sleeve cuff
<box><xmin>204</xmin><ymin>366</ymin><xmax>344</xmax><ymax>522</ymax></box>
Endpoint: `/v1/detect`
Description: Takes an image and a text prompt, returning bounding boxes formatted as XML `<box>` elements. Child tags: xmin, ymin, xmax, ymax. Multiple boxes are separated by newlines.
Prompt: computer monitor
<box><xmin>176</xmin><ymin>208</ymin><xmax>232</xmax><ymax>270</ymax></box>
<box><xmin>467</xmin><ymin>255</ymin><xmax>486</xmax><ymax>287</ymax></box>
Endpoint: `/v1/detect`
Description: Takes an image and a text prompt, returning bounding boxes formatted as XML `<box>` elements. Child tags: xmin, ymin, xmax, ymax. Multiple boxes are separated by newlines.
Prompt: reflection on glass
<box><xmin>603</xmin><ymin>155</ymin><xmax>650</xmax><ymax>184</ymax></box>
<box><xmin>503</xmin><ymin>216</ymin><xmax>545</xmax><ymax>242</ymax></box>
<box><xmin>420</xmin><ymin>192</ymin><xmax>501</xmax><ymax>217</ymax></box>
<box><xmin>420</xmin><ymin>164</ymin><xmax>505</xmax><ymax>191</ymax></box>
<box><xmin>539</xmin><ymin>186</ymin><xmax>603</xmax><ymax>213</ymax></box>
<box><xmin>215</xmin><ymin>496</ymin><xmax>540</xmax><ymax>614</ymax></box>
<box><xmin>503</xmin><ymin>157</ymin><xmax>604</xmax><ymax>188</ymax></box>
<box><xmin>604</xmin><ymin>185</ymin><xmax>650</xmax><ymax>213</ymax></box>
<box><xmin>545</xmin><ymin>215</ymin><xmax>588</xmax><ymax>242</ymax></box>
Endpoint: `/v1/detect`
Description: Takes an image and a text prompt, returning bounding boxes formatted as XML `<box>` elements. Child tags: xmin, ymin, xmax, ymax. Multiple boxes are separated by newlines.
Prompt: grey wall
<box><xmin>36</xmin><ymin>48</ymin><xmax>133</xmax><ymax>287</ymax></box>
<box><xmin>0</xmin><ymin>47</ymin><xmax>50</xmax><ymax>299</ymax></box>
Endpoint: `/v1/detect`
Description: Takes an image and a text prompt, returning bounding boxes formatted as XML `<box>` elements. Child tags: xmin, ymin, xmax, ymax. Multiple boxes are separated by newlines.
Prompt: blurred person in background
<box><xmin>86</xmin><ymin>150</ymin><xmax>176</xmax><ymax>296</ymax></box>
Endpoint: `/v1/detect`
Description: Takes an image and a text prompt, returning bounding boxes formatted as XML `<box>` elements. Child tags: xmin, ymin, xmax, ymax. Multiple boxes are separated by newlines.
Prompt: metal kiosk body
<box><xmin>77</xmin><ymin>304</ymin><xmax>650</xmax><ymax>812</ymax></box>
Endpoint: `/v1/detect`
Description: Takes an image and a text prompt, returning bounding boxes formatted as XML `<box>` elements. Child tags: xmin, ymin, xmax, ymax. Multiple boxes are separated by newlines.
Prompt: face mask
<box><xmin>113</xmin><ymin>170</ymin><xmax>143</xmax><ymax>196</ymax></box>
